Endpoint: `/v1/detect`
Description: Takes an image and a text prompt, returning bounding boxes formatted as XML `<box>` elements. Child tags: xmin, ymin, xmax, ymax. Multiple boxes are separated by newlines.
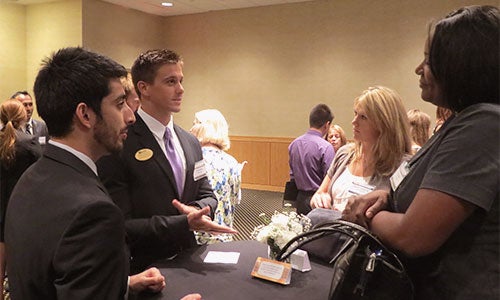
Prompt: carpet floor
<box><xmin>232</xmin><ymin>188</ymin><xmax>289</xmax><ymax>241</ymax></box>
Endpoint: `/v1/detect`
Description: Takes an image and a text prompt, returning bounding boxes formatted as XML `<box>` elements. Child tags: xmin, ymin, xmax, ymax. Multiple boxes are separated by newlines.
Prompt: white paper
<box><xmin>203</xmin><ymin>251</ymin><xmax>240</xmax><ymax>264</ymax></box>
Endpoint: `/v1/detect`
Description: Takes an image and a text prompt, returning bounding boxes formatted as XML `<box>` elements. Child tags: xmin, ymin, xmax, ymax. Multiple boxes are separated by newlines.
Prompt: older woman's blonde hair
<box><xmin>190</xmin><ymin>109</ymin><xmax>230</xmax><ymax>151</ymax></box>
<box><xmin>0</xmin><ymin>100</ymin><xmax>27</xmax><ymax>166</ymax></box>
<box><xmin>120</xmin><ymin>73</ymin><xmax>135</xmax><ymax>97</ymax></box>
<box><xmin>352</xmin><ymin>86</ymin><xmax>412</xmax><ymax>177</ymax></box>
<box><xmin>407</xmin><ymin>109</ymin><xmax>431</xmax><ymax>147</ymax></box>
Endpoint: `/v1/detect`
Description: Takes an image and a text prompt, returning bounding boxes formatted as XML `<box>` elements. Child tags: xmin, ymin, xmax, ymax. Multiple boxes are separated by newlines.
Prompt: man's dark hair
<box><xmin>131</xmin><ymin>49</ymin><xmax>182</xmax><ymax>98</ymax></box>
<box><xmin>309</xmin><ymin>104</ymin><xmax>334</xmax><ymax>128</ymax></box>
<box><xmin>10</xmin><ymin>91</ymin><xmax>31</xmax><ymax>99</ymax></box>
<box><xmin>34</xmin><ymin>47</ymin><xmax>127</xmax><ymax>137</ymax></box>
<box><xmin>430</xmin><ymin>5</ymin><xmax>499</xmax><ymax>112</ymax></box>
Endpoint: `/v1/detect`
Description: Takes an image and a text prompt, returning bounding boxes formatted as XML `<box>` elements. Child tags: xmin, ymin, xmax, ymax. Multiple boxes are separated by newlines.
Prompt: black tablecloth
<box><xmin>137</xmin><ymin>240</ymin><xmax>333</xmax><ymax>300</ymax></box>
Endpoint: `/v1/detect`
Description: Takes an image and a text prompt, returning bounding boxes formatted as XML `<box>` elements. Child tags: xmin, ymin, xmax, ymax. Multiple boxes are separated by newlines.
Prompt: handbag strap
<box><xmin>277</xmin><ymin>220</ymin><xmax>408</xmax><ymax>274</ymax></box>
<box><xmin>276</xmin><ymin>226</ymin><xmax>356</xmax><ymax>262</ymax></box>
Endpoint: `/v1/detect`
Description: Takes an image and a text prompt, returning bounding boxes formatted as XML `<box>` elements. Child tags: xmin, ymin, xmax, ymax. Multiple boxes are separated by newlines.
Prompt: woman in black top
<box><xmin>0</xmin><ymin>100</ymin><xmax>42</xmax><ymax>298</ymax></box>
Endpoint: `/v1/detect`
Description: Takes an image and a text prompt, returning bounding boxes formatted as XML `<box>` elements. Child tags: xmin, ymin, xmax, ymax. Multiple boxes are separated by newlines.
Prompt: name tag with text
<box><xmin>193</xmin><ymin>159</ymin><xmax>207</xmax><ymax>181</ymax></box>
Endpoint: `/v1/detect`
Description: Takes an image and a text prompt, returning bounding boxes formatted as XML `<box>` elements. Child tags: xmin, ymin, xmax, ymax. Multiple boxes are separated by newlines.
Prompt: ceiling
<box><xmin>5</xmin><ymin>0</ymin><xmax>316</xmax><ymax>17</ymax></box>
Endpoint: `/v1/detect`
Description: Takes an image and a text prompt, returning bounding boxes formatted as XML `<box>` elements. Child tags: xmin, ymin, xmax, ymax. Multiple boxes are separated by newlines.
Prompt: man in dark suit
<box><xmin>10</xmin><ymin>91</ymin><xmax>49</xmax><ymax>140</ymax></box>
<box><xmin>5</xmin><ymin>47</ymin><xmax>167</xmax><ymax>299</ymax></box>
<box><xmin>97</xmin><ymin>49</ymin><xmax>236</xmax><ymax>272</ymax></box>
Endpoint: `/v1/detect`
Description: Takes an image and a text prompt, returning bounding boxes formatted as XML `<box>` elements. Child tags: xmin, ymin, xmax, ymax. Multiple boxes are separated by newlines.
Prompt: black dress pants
<box><xmin>296</xmin><ymin>190</ymin><xmax>315</xmax><ymax>215</ymax></box>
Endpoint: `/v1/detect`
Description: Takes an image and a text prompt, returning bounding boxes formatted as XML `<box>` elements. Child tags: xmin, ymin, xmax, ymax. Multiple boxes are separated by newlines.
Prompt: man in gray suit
<box><xmin>98</xmin><ymin>49</ymin><xmax>236</xmax><ymax>272</ymax></box>
<box><xmin>10</xmin><ymin>91</ymin><xmax>49</xmax><ymax>139</ymax></box>
<box><xmin>5</xmin><ymin>47</ymin><xmax>167</xmax><ymax>299</ymax></box>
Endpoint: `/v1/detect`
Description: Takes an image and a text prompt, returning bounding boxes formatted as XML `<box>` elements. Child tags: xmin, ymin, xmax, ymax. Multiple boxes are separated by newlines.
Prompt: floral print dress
<box><xmin>195</xmin><ymin>147</ymin><xmax>243</xmax><ymax>244</ymax></box>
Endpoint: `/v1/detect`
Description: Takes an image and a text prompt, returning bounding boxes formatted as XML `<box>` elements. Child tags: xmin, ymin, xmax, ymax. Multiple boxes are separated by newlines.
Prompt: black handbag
<box><xmin>277</xmin><ymin>220</ymin><xmax>414</xmax><ymax>300</ymax></box>
<box><xmin>283</xmin><ymin>179</ymin><xmax>299</xmax><ymax>201</ymax></box>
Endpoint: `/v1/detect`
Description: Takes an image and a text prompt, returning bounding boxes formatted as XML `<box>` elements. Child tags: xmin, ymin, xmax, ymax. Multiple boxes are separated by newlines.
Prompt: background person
<box><xmin>10</xmin><ymin>91</ymin><xmax>48</xmax><ymax>139</ymax></box>
<box><xmin>407</xmin><ymin>108</ymin><xmax>431</xmax><ymax>154</ymax></box>
<box><xmin>342</xmin><ymin>6</ymin><xmax>499</xmax><ymax>299</ymax></box>
<box><xmin>326</xmin><ymin>124</ymin><xmax>347</xmax><ymax>152</ymax></box>
<box><xmin>121</xmin><ymin>73</ymin><xmax>141</xmax><ymax>112</ymax></box>
<box><xmin>97</xmin><ymin>49</ymin><xmax>236</xmax><ymax>273</ymax></box>
<box><xmin>310</xmin><ymin>86</ymin><xmax>412</xmax><ymax>215</ymax></box>
<box><xmin>0</xmin><ymin>100</ymin><xmax>42</xmax><ymax>299</ymax></box>
<box><xmin>190</xmin><ymin>109</ymin><xmax>245</xmax><ymax>244</ymax></box>
<box><xmin>288</xmin><ymin>103</ymin><xmax>335</xmax><ymax>215</ymax></box>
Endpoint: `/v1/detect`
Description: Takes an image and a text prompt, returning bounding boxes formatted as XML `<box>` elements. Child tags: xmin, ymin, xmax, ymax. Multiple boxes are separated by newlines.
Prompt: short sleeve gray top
<box><xmin>391</xmin><ymin>103</ymin><xmax>499</xmax><ymax>300</ymax></box>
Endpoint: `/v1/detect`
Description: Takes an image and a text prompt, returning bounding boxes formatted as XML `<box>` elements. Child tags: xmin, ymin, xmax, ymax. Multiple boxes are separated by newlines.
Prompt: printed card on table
<box><xmin>251</xmin><ymin>257</ymin><xmax>292</xmax><ymax>285</ymax></box>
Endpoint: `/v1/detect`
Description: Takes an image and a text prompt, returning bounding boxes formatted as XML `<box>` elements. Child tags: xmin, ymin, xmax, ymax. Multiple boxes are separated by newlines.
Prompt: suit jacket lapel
<box><xmin>132</xmin><ymin>116</ymin><xmax>181</xmax><ymax>197</ymax></box>
<box><xmin>32</xmin><ymin>120</ymin><xmax>38</xmax><ymax>135</ymax></box>
<box><xmin>44</xmin><ymin>144</ymin><xmax>109</xmax><ymax>195</ymax></box>
<box><xmin>174</xmin><ymin>125</ymin><xmax>193</xmax><ymax>198</ymax></box>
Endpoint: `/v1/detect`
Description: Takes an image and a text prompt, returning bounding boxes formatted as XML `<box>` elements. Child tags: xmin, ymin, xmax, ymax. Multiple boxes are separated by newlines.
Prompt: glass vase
<box><xmin>267</xmin><ymin>243</ymin><xmax>291</xmax><ymax>262</ymax></box>
<box><xmin>267</xmin><ymin>244</ymin><xmax>281</xmax><ymax>260</ymax></box>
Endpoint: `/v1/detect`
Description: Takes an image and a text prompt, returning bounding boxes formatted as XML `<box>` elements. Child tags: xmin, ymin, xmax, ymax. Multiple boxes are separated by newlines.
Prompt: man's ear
<box><xmin>75</xmin><ymin>103</ymin><xmax>94</xmax><ymax>129</ymax></box>
<box><xmin>136</xmin><ymin>81</ymin><xmax>149</xmax><ymax>97</ymax></box>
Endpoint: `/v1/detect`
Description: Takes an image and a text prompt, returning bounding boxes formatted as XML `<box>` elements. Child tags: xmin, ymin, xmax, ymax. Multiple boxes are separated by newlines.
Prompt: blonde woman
<box><xmin>190</xmin><ymin>109</ymin><xmax>245</xmax><ymax>244</ymax></box>
<box><xmin>326</xmin><ymin>124</ymin><xmax>347</xmax><ymax>152</ymax></box>
<box><xmin>0</xmin><ymin>100</ymin><xmax>41</xmax><ymax>299</ymax></box>
<box><xmin>407</xmin><ymin>109</ymin><xmax>431</xmax><ymax>154</ymax></box>
<box><xmin>310</xmin><ymin>86</ymin><xmax>412</xmax><ymax>215</ymax></box>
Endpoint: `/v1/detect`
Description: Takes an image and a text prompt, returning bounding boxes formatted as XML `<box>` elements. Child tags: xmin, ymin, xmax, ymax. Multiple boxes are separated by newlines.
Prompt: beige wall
<box><xmin>26</xmin><ymin>0</ymin><xmax>82</xmax><ymax>106</ymax></box>
<box><xmin>1</xmin><ymin>0</ymin><xmax>496</xmax><ymax>134</ymax></box>
<box><xmin>0</xmin><ymin>4</ymin><xmax>26</xmax><ymax>101</ymax></box>
<box><xmin>82</xmin><ymin>0</ymin><xmax>164</xmax><ymax>69</ymax></box>
<box><xmin>163</xmin><ymin>0</ymin><xmax>497</xmax><ymax>138</ymax></box>
<box><xmin>0</xmin><ymin>0</ymin><xmax>82</xmax><ymax>116</ymax></box>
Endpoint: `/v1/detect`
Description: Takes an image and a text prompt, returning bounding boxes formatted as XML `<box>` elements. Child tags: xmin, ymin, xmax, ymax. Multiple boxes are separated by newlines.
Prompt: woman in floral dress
<box><xmin>190</xmin><ymin>109</ymin><xmax>245</xmax><ymax>244</ymax></box>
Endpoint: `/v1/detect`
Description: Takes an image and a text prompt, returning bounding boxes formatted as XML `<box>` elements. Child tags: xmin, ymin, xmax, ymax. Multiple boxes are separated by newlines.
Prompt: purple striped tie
<box><xmin>164</xmin><ymin>127</ymin><xmax>184</xmax><ymax>198</ymax></box>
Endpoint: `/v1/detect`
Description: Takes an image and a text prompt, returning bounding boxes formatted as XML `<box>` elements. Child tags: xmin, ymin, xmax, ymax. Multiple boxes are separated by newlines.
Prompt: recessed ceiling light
<box><xmin>161</xmin><ymin>2</ymin><xmax>173</xmax><ymax>7</ymax></box>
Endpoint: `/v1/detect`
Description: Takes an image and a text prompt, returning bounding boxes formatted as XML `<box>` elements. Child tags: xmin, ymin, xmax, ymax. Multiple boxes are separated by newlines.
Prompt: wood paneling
<box><xmin>227</xmin><ymin>136</ymin><xmax>293</xmax><ymax>192</ymax></box>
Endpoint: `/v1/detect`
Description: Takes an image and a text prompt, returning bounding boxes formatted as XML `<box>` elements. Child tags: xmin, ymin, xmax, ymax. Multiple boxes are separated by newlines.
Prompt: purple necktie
<box><xmin>164</xmin><ymin>127</ymin><xmax>184</xmax><ymax>198</ymax></box>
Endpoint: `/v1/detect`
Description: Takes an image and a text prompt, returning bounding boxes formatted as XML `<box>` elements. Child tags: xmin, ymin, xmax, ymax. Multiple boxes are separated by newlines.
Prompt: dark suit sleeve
<box><xmin>188</xmin><ymin>176</ymin><xmax>217</xmax><ymax>216</ymax></box>
<box><xmin>52</xmin><ymin>201</ymin><xmax>128</xmax><ymax>299</ymax></box>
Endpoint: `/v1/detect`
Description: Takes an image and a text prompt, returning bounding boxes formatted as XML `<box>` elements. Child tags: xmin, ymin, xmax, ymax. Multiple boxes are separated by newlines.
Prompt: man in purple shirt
<box><xmin>288</xmin><ymin>104</ymin><xmax>335</xmax><ymax>214</ymax></box>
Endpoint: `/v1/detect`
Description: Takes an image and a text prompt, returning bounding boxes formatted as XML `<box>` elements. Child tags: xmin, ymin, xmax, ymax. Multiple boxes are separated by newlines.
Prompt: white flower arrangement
<box><xmin>251</xmin><ymin>206</ymin><xmax>312</xmax><ymax>260</ymax></box>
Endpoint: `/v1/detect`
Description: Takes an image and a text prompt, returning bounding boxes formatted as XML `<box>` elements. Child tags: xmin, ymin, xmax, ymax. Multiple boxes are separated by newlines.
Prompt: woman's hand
<box><xmin>310</xmin><ymin>192</ymin><xmax>332</xmax><ymax>209</ymax></box>
<box><xmin>341</xmin><ymin>190</ymin><xmax>389</xmax><ymax>228</ymax></box>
